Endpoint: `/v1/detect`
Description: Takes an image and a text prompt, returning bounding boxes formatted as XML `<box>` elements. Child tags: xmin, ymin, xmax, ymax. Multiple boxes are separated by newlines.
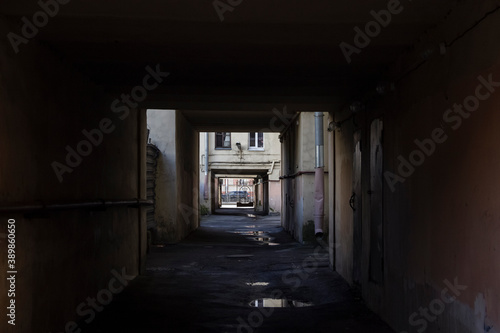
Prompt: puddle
<box><xmin>230</xmin><ymin>230</ymin><xmax>268</xmax><ymax>236</ymax></box>
<box><xmin>228</xmin><ymin>230</ymin><xmax>252</xmax><ymax>234</ymax></box>
<box><xmin>246</xmin><ymin>282</ymin><xmax>269</xmax><ymax>286</ymax></box>
<box><xmin>248</xmin><ymin>237</ymin><xmax>275</xmax><ymax>242</ymax></box>
<box><xmin>247</xmin><ymin>214</ymin><xmax>257</xmax><ymax>218</ymax></box>
<box><xmin>245</xmin><ymin>234</ymin><xmax>280</xmax><ymax>246</ymax></box>
<box><xmin>249</xmin><ymin>298</ymin><xmax>314</xmax><ymax>308</ymax></box>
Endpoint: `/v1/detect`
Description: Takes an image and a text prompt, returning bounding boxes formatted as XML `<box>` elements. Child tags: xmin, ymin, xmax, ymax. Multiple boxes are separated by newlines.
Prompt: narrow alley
<box><xmin>81</xmin><ymin>212</ymin><xmax>393</xmax><ymax>333</ymax></box>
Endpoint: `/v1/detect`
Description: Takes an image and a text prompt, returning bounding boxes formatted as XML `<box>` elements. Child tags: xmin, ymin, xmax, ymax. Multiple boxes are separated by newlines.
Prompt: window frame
<box><xmin>215</xmin><ymin>132</ymin><xmax>232</xmax><ymax>150</ymax></box>
<box><xmin>248</xmin><ymin>132</ymin><xmax>264</xmax><ymax>151</ymax></box>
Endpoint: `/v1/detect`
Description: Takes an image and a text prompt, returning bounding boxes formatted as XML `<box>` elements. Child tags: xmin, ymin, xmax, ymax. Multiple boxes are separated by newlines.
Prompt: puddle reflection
<box><xmin>249</xmin><ymin>298</ymin><xmax>314</xmax><ymax>308</ymax></box>
<box><xmin>230</xmin><ymin>230</ymin><xmax>267</xmax><ymax>235</ymax></box>
<box><xmin>251</xmin><ymin>237</ymin><xmax>274</xmax><ymax>242</ymax></box>
<box><xmin>246</xmin><ymin>282</ymin><xmax>270</xmax><ymax>286</ymax></box>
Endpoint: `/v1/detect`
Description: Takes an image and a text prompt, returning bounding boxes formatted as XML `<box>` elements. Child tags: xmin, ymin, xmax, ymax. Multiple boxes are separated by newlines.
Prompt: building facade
<box><xmin>199</xmin><ymin>132</ymin><xmax>281</xmax><ymax>214</ymax></box>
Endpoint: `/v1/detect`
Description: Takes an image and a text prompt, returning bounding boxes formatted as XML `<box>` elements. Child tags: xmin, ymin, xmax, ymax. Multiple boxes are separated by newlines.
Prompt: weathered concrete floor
<box><xmin>82</xmin><ymin>213</ymin><xmax>395</xmax><ymax>333</ymax></box>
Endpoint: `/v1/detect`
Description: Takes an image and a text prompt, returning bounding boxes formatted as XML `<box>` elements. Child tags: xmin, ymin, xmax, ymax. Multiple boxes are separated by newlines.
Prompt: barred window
<box><xmin>249</xmin><ymin>132</ymin><xmax>264</xmax><ymax>149</ymax></box>
<box><xmin>215</xmin><ymin>132</ymin><xmax>231</xmax><ymax>149</ymax></box>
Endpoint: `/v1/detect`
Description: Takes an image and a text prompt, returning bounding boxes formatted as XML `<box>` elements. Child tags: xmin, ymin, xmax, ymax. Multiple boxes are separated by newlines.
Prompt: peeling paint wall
<box><xmin>332</xmin><ymin>2</ymin><xmax>500</xmax><ymax>332</ymax></box>
<box><xmin>147</xmin><ymin>110</ymin><xmax>177</xmax><ymax>243</ymax></box>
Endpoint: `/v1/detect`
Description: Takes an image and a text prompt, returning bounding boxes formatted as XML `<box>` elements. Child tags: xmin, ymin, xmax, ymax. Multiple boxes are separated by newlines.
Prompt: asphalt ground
<box><xmin>81</xmin><ymin>213</ymin><xmax>395</xmax><ymax>333</ymax></box>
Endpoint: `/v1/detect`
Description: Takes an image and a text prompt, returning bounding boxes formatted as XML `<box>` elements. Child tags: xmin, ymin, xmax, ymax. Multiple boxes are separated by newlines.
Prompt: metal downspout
<box><xmin>204</xmin><ymin>132</ymin><xmax>209</xmax><ymax>200</ymax></box>
<box><xmin>314</xmin><ymin>112</ymin><xmax>325</xmax><ymax>238</ymax></box>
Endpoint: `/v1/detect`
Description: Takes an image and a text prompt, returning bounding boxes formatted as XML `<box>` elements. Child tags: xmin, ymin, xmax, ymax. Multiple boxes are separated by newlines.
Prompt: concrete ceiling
<box><xmin>181</xmin><ymin>110</ymin><xmax>282</xmax><ymax>131</ymax></box>
<box><xmin>1</xmin><ymin>0</ymin><xmax>457</xmax><ymax>130</ymax></box>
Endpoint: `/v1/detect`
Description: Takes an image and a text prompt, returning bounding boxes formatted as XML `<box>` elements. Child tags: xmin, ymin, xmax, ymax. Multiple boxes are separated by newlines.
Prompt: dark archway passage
<box><xmin>2</xmin><ymin>1</ymin><xmax>500</xmax><ymax>332</ymax></box>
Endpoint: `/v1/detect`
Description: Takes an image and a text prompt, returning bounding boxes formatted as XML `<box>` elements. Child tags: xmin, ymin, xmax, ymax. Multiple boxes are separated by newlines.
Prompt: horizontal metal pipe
<box><xmin>0</xmin><ymin>199</ymin><xmax>153</xmax><ymax>213</ymax></box>
<box><xmin>209</xmin><ymin>161</ymin><xmax>280</xmax><ymax>164</ymax></box>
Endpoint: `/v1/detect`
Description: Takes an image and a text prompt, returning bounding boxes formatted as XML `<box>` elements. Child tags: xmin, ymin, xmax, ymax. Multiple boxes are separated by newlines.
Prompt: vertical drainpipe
<box><xmin>314</xmin><ymin>112</ymin><xmax>325</xmax><ymax>238</ymax></box>
<box><xmin>204</xmin><ymin>132</ymin><xmax>209</xmax><ymax>200</ymax></box>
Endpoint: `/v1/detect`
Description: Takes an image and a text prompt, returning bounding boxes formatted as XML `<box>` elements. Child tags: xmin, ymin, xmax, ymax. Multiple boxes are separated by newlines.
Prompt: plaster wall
<box><xmin>147</xmin><ymin>110</ymin><xmax>177</xmax><ymax>242</ymax></box>
<box><xmin>175</xmin><ymin>111</ymin><xmax>200</xmax><ymax>238</ymax></box>
<box><xmin>269</xmin><ymin>181</ymin><xmax>281</xmax><ymax>213</ymax></box>
<box><xmin>282</xmin><ymin>112</ymin><xmax>329</xmax><ymax>243</ymax></box>
<box><xmin>333</xmin><ymin>110</ymin><xmax>355</xmax><ymax>285</ymax></box>
<box><xmin>147</xmin><ymin>110</ymin><xmax>199</xmax><ymax>243</ymax></box>
<box><xmin>332</xmin><ymin>3</ymin><xmax>500</xmax><ymax>332</ymax></box>
<box><xmin>0</xmin><ymin>19</ymin><xmax>144</xmax><ymax>333</ymax></box>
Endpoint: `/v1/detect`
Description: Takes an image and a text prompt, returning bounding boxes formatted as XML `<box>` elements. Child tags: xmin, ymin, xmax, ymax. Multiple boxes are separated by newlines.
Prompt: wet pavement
<box><xmin>82</xmin><ymin>213</ymin><xmax>395</xmax><ymax>333</ymax></box>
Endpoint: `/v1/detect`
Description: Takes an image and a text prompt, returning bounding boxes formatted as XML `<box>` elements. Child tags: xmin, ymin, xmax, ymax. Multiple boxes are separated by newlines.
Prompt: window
<box><xmin>215</xmin><ymin>132</ymin><xmax>231</xmax><ymax>149</ymax></box>
<box><xmin>249</xmin><ymin>132</ymin><xmax>264</xmax><ymax>150</ymax></box>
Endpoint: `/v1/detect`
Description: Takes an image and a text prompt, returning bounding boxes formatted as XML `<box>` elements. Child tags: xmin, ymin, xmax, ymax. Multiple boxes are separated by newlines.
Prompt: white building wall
<box><xmin>199</xmin><ymin>132</ymin><xmax>281</xmax><ymax>213</ymax></box>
